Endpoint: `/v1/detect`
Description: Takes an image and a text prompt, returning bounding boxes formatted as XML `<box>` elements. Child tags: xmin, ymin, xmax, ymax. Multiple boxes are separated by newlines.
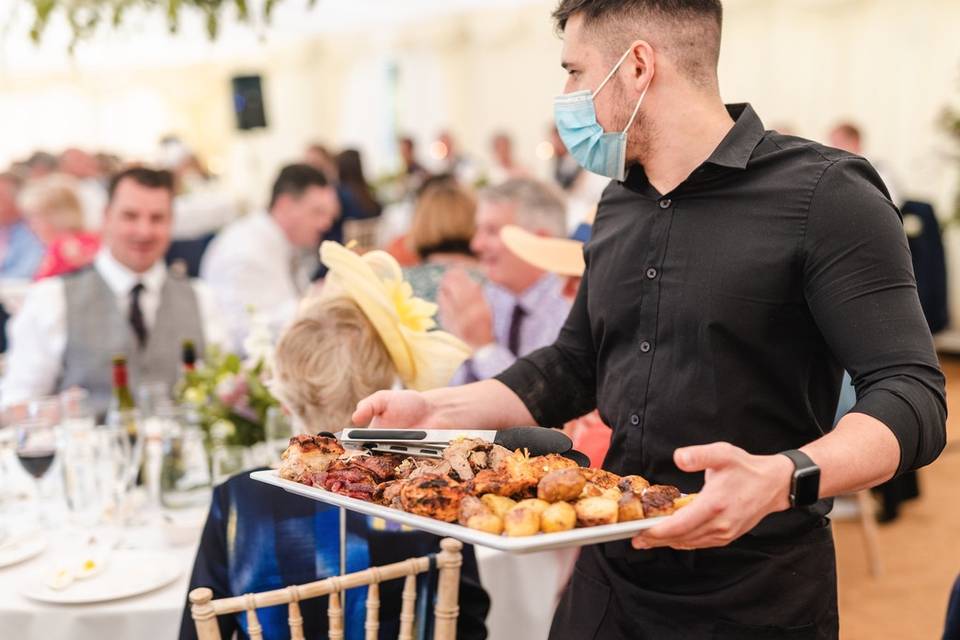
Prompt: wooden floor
<box><xmin>834</xmin><ymin>355</ymin><xmax>960</xmax><ymax>639</ymax></box>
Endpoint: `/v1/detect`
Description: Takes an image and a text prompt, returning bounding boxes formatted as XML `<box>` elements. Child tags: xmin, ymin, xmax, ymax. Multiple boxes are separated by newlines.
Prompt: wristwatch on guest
<box><xmin>779</xmin><ymin>449</ymin><xmax>820</xmax><ymax>508</ymax></box>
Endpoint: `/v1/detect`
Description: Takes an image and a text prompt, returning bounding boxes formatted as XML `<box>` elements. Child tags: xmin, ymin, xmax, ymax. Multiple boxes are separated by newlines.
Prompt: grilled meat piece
<box><xmin>373</xmin><ymin>479</ymin><xmax>404</xmax><ymax>506</ymax></box>
<box><xmin>579</xmin><ymin>468</ymin><xmax>622</xmax><ymax>490</ymax></box>
<box><xmin>617</xmin><ymin>475</ymin><xmax>651</xmax><ymax>494</ymax></box>
<box><xmin>310</xmin><ymin>461</ymin><xmax>378</xmax><ymax>501</ymax></box>
<box><xmin>527</xmin><ymin>454</ymin><xmax>579</xmax><ymax>481</ymax></box>
<box><xmin>399</xmin><ymin>473</ymin><xmax>464</xmax><ymax>522</ymax></box>
<box><xmin>641</xmin><ymin>485</ymin><xmax>682</xmax><ymax>517</ymax></box>
<box><xmin>348</xmin><ymin>453</ymin><xmax>404</xmax><ymax>483</ymax></box>
<box><xmin>466</xmin><ymin>468</ymin><xmax>534</xmax><ymax>498</ymax></box>
<box><xmin>279</xmin><ymin>434</ymin><xmax>344</xmax><ymax>482</ymax></box>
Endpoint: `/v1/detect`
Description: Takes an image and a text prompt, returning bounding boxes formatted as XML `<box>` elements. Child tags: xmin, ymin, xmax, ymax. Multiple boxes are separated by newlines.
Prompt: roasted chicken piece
<box><xmin>618</xmin><ymin>474</ymin><xmax>651</xmax><ymax>495</ymax></box>
<box><xmin>373</xmin><ymin>480</ymin><xmax>404</xmax><ymax>507</ymax></box>
<box><xmin>641</xmin><ymin>485</ymin><xmax>682</xmax><ymax>517</ymax></box>
<box><xmin>399</xmin><ymin>474</ymin><xmax>465</xmax><ymax>523</ymax></box>
<box><xmin>466</xmin><ymin>468</ymin><xmax>533</xmax><ymax>498</ymax></box>
<box><xmin>396</xmin><ymin>457</ymin><xmax>454</xmax><ymax>480</ymax></box>
<box><xmin>443</xmin><ymin>438</ymin><xmax>493</xmax><ymax>481</ymax></box>
<box><xmin>527</xmin><ymin>454</ymin><xmax>580</xmax><ymax>481</ymax></box>
<box><xmin>279</xmin><ymin>434</ymin><xmax>344</xmax><ymax>482</ymax></box>
<box><xmin>537</xmin><ymin>468</ymin><xmax>586</xmax><ymax>502</ymax></box>
<box><xmin>579</xmin><ymin>468</ymin><xmax>622</xmax><ymax>490</ymax></box>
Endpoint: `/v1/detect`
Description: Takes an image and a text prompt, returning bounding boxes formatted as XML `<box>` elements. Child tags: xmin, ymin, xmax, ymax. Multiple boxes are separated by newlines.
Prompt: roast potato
<box><xmin>673</xmin><ymin>493</ymin><xmax>697</xmax><ymax>510</ymax></box>
<box><xmin>575</xmin><ymin>497</ymin><xmax>619</xmax><ymax>527</ymax></box>
<box><xmin>458</xmin><ymin>495</ymin><xmax>490</xmax><ymax>526</ymax></box>
<box><xmin>466</xmin><ymin>513</ymin><xmax>504</xmax><ymax>535</ymax></box>
<box><xmin>515</xmin><ymin>498</ymin><xmax>550</xmax><ymax>516</ymax></box>
<box><xmin>540</xmin><ymin>501</ymin><xmax>577</xmax><ymax>533</ymax></box>
<box><xmin>480</xmin><ymin>494</ymin><xmax>517</xmax><ymax>519</ymax></box>
<box><xmin>617</xmin><ymin>491</ymin><xmax>645</xmax><ymax>522</ymax></box>
<box><xmin>617</xmin><ymin>474</ymin><xmax>651</xmax><ymax>494</ymax></box>
<box><xmin>538</xmin><ymin>468</ymin><xmax>586</xmax><ymax>502</ymax></box>
<box><xmin>579</xmin><ymin>483</ymin><xmax>622</xmax><ymax>501</ymax></box>
<box><xmin>503</xmin><ymin>505</ymin><xmax>541</xmax><ymax>536</ymax></box>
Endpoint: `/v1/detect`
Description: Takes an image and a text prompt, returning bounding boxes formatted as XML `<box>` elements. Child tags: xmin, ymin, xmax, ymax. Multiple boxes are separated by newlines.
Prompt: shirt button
<box><xmin>659</xmin><ymin>198</ymin><xmax>672</xmax><ymax>209</ymax></box>
<box><xmin>630</xmin><ymin>414</ymin><xmax>640</xmax><ymax>426</ymax></box>
<box><xmin>645</xmin><ymin>267</ymin><xmax>658</xmax><ymax>279</ymax></box>
<box><xmin>639</xmin><ymin>340</ymin><xmax>652</xmax><ymax>353</ymax></box>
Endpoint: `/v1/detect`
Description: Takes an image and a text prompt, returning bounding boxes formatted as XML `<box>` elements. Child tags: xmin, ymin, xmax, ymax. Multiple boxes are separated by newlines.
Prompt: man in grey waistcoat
<box><xmin>1</xmin><ymin>167</ymin><xmax>227</xmax><ymax>416</ymax></box>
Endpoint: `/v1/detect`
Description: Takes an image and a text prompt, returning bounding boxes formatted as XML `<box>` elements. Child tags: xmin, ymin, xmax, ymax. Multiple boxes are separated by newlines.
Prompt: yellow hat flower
<box><xmin>319</xmin><ymin>241</ymin><xmax>471</xmax><ymax>391</ymax></box>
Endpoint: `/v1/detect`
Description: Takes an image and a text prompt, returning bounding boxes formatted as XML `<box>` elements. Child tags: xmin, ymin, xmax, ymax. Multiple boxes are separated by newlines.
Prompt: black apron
<box><xmin>548</xmin><ymin>520</ymin><xmax>838</xmax><ymax>640</ymax></box>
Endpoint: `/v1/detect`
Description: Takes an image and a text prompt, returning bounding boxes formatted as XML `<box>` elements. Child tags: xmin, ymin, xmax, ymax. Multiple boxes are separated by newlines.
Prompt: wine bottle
<box><xmin>108</xmin><ymin>355</ymin><xmax>138</xmax><ymax>440</ymax></box>
<box><xmin>181</xmin><ymin>340</ymin><xmax>197</xmax><ymax>373</ymax></box>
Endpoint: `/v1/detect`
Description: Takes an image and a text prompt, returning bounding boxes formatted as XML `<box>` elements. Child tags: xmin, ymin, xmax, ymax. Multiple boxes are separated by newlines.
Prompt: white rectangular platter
<box><xmin>251</xmin><ymin>469</ymin><xmax>669</xmax><ymax>554</ymax></box>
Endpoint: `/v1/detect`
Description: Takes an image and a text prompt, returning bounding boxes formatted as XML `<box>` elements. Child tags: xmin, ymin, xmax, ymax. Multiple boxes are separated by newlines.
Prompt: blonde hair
<box><xmin>18</xmin><ymin>174</ymin><xmax>85</xmax><ymax>233</ymax></box>
<box><xmin>409</xmin><ymin>182</ymin><xmax>476</xmax><ymax>259</ymax></box>
<box><xmin>272</xmin><ymin>296</ymin><xmax>396</xmax><ymax>433</ymax></box>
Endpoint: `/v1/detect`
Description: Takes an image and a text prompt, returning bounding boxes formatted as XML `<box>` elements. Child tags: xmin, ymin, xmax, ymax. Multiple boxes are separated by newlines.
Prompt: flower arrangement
<box><xmin>177</xmin><ymin>316</ymin><xmax>278</xmax><ymax>448</ymax></box>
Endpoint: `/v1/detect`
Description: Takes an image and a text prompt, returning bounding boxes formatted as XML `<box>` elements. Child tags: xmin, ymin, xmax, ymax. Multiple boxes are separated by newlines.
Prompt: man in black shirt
<box><xmin>353</xmin><ymin>1</ymin><xmax>946</xmax><ymax>638</ymax></box>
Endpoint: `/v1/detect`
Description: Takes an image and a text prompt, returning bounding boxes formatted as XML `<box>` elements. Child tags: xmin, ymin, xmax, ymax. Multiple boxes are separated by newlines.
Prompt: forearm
<box><xmin>422</xmin><ymin>379</ymin><xmax>535</xmax><ymax>430</ymax></box>
<box><xmin>800</xmin><ymin>412</ymin><xmax>900</xmax><ymax>499</ymax></box>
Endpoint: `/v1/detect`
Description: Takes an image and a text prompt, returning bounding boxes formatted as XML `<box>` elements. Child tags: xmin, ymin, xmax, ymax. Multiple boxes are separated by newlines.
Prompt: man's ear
<box><xmin>628</xmin><ymin>39</ymin><xmax>656</xmax><ymax>92</ymax></box>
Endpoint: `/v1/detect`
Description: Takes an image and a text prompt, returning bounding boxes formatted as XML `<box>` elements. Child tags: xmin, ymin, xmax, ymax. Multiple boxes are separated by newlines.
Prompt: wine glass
<box><xmin>14</xmin><ymin>418</ymin><xmax>59</xmax><ymax>524</ymax></box>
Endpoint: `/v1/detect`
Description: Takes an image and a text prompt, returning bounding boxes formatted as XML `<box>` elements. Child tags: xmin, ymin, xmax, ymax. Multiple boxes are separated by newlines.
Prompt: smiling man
<box><xmin>352</xmin><ymin>1</ymin><xmax>946</xmax><ymax>638</ymax></box>
<box><xmin>1</xmin><ymin>167</ymin><xmax>227</xmax><ymax>415</ymax></box>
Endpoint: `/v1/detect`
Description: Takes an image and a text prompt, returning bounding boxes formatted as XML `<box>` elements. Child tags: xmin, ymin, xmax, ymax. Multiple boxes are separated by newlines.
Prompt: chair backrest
<box><xmin>189</xmin><ymin>537</ymin><xmax>463</xmax><ymax>640</ymax></box>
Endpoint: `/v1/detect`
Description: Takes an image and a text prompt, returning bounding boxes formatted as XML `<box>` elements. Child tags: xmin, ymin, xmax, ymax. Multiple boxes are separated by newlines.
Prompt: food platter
<box><xmin>251</xmin><ymin>469</ymin><xmax>671</xmax><ymax>554</ymax></box>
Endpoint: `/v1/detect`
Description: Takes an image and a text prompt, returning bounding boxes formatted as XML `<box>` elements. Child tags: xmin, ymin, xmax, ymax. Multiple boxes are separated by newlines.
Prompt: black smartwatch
<box><xmin>779</xmin><ymin>449</ymin><xmax>820</xmax><ymax>508</ymax></box>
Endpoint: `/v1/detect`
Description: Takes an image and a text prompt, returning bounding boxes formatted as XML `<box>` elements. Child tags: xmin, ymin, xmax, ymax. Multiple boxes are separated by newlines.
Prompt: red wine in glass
<box><xmin>17</xmin><ymin>449</ymin><xmax>56</xmax><ymax>479</ymax></box>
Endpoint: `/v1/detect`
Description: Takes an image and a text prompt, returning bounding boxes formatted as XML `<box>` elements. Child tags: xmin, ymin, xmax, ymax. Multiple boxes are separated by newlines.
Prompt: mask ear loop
<box><xmin>621</xmin><ymin>82</ymin><xmax>650</xmax><ymax>134</ymax></box>
<box><xmin>591</xmin><ymin>45</ymin><xmax>636</xmax><ymax>98</ymax></box>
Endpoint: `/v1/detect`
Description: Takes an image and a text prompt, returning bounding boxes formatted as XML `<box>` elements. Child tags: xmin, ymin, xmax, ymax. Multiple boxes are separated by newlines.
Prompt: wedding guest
<box><xmin>18</xmin><ymin>174</ymin><xmax>100</xmax><ymax>279</ymax></box>
<box><xmin>180</xmin><ymin>242</ymin><xmax>485</xmax><ymax>640</ymax></box>
<box><xmin>58</xmin><ymin>148</ymin><xmax>107</xmax><ymax>230</ymax></box>
<box><xmin>440</xmin><ymin>177</ymin><xmax>570</xmax><ymax>383</ymax></box>
<box><xmin>200</xmin><ymin>164</ymin><xmax>339</xmax><ymax>352</ymax></box>
<box><xmin>0</xmin><ymin>173</ymin><xmax>45</xmax><ymax>279</ymax></box>
<box><xmin>25</xmin><ymin>151</ymin><xmax>59</xmax><ymax>180</ymax></box>
<box><xmin>403</xmin><ymin>180</ymin><xmax>480</xmax><ymax>303</ymax></box>
<box><xmin>304</xmin><ymin>143</ymin><xmax>339</xmax><ymax>183</ymax></box>
<box><xmin>399</xmin><ymin>135</ymin><xmax>429</xmax><ymax>187</ymax></box>
<box><xmin>488</xmin><ymin>132</ymin><xmax>530</xmax><ymax>184</ymax></box>
<box><xmin>1</xmin><ymin>167</ymin><xmax>227</xmax><ymax>415</ymax></box>
<box><xmin>433</xmin><ymin>130</ymin><xmax>479</xmax><ymax>184</ymax></box>
<box><xmin>336</xmin><ymin>149</ymin><xmax>382</xmax><ymax>219</ymax></box>
<box><xmin>548</xmin><ymin>124</ymin><xmax>582</xmax><ymax>191</ymax></box>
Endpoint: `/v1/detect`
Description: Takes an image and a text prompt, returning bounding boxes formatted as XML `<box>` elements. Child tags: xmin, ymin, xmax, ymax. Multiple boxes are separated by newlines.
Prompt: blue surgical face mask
<box><xmin>553</xmin><ymin>46</ymin><xmax>649</xmax><ymax>181</ymax></box>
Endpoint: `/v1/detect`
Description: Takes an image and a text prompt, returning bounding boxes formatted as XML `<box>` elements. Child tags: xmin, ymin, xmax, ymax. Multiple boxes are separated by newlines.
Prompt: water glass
<box><xmin>61</xmin><ymin>423</ymin><xmax>106</xmax><ymax>527</ymax></box>
<box><xmin>98</xmin><ymin>425</ymin><xmax>134</xmax><ymax>520</ymax></box>
<box><xmin>160</xmin><ymin>421</ymin><xmax>212</xmax><ymax>509</ymax></box>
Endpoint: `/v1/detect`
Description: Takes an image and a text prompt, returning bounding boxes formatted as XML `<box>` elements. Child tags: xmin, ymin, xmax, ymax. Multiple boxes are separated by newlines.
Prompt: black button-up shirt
<box><xmin>497</xmin><ymin>104</ymin><xmax>946</xmax><ymax>537</ymax></box>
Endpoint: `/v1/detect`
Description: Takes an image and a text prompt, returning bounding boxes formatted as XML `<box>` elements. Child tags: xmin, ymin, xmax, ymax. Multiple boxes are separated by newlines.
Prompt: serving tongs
<box><xmin>333</xmin><ymin>426</ymin><xmax>579</xmax><ymax>460</ymax></box>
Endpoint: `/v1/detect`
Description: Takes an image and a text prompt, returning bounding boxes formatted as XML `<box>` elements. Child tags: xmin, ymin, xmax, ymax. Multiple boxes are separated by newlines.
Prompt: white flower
<box><xmin>211</xmin><ymin>419</ymin><xmax>236</xmax><ymax>442</ymax></box>
<box><xmin>243</xmin><ymin>310</ymin><xmax>276</xmax><ymax>372</ymax></box>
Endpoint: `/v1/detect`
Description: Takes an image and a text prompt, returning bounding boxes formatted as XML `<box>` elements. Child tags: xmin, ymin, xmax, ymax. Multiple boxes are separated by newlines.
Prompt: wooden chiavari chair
<box><xmin>189</xmin><ymin>537</ymin><xmax>463</xmax><ymax>640</ymax></box>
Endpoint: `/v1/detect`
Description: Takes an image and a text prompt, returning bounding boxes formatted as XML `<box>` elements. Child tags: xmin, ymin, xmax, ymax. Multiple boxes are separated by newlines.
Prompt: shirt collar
<box><xmin>94</xmin><ymin>248</ymin><xmax>167</xmax><ymax>296</ymax></box>
<box><xmin>499</xmin><ymin>273</ymin><xmax>562</xmax><ymax>314</ymax></box>
<box><xmin>623</xmin><ymin>103</ymin><xmax>766</xmax><ymax>191</ymax></box>
<box><xmin>702</xmin><ymin>103</ymin><xmax>766</xmax><ymax>170</ymax></box>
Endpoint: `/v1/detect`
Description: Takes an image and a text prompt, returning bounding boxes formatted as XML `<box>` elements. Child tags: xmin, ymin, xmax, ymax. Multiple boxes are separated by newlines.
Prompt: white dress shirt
<box><xmin>0</xmin><ymin>249</ymin><xmax>227</xmax><ymax>408</ymax></box>
<box><xmin>200</xmin><ymin>211</ymin><xmax>308</xmax><ymax>353</ymax></box>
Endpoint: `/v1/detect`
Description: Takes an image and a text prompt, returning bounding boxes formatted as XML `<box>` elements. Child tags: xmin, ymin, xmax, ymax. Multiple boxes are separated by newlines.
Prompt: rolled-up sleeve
<box><xmin>495</xmin><ymin>263</ymin><xmax>598</xmax><ymax>428</ymax></box>
<box><xmin>803</xmin><ymin>157</ymin><xmax>947</xmax><ymax>475</ymax></box>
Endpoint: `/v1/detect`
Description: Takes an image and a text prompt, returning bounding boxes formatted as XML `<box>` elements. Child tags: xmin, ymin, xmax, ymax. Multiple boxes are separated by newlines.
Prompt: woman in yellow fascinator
<box><xmin>272</xmin><ymin>241</ymin><xmax>471</xmax><ymax>434</ymax></box>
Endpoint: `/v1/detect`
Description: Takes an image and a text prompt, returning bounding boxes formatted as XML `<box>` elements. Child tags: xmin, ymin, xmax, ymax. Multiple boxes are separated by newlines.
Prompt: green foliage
<box><xmin>24</xmin><ymin>0</ymin><xmax>316</xmax><ymax>51</ymax></box>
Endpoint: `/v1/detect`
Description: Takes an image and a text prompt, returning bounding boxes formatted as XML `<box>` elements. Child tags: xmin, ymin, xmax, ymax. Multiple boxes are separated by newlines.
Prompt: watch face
<box><xmin>794</xmin><ymin>467</ymin><xmax>820</xmax><ymax>506</ymax></box>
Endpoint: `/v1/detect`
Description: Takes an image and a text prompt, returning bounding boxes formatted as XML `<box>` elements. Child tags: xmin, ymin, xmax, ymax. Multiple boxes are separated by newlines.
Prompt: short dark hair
<box><xmin>107</xmin><ymin>166</ymin><xmax>175</xmax><ymax>204</ymax></box>
<box><xmin>269</xmin><ymin>163</ymin><xmax>330</xmax><ymax>210</ymax></box>
<box><xmin>553</xmin><ymin>0</ymin><xmax>723</xmax><ymax>86</ymax></box>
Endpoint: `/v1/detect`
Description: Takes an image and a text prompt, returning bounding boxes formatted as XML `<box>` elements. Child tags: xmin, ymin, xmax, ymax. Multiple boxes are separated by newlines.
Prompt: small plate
<box><xmin>0</xmin><ymin>534</ymin><xmax>47</xmax><ymax>569</ymax></box>
<box><xmin>20</xmin><ymin>550</ymin><xmax>182</xmax><ymax>604</ymax></box>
